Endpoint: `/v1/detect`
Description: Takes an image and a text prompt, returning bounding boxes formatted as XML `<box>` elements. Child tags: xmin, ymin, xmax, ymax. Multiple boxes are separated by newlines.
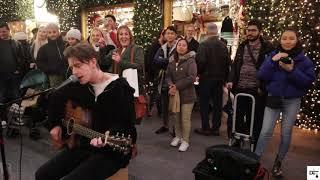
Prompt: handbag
<box><xmin>129</xmin><ymin>46</ymin><xmax>147</xmax><ymax>119</ymax></box>
<box><xmin>134</xmin><ymin>95</ymin><xmax>147</xmax><ymax>119</ymax></box>
<box><xmin>265</xmin><ymin>96</ymin><xmax>282</xmax><ymax>109</ymax></box>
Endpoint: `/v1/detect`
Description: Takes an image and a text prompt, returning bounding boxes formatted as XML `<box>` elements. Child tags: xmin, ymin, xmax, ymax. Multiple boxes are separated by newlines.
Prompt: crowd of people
<box><xmin>0</xmin><ymin>14</ymin><xmax>315</xmax><ymax>178</ymax></box>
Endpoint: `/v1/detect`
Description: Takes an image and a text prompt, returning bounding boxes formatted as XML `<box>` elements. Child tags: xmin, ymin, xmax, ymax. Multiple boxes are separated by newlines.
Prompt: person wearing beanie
<box><xmin>66</xmin><ymin>29</ymin><xmax>82</xmax><ymax>46</ymax></box>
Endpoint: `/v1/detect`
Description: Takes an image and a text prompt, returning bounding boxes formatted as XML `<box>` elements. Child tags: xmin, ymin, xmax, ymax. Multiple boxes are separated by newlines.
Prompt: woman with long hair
<box><xmin>89</xmin><ymin>27</ymin><xmax>115</xmax><ymax>71</ymax></box>
<box><xmin>255</xmin><ymin>28</ymin><xmax>315</xmax><ymax>177</ymax></box>
<box><xmin>89</xmin><ymin>27</ymin><xmax>106</xmax><ymax>52</ymax></box>
<box><xmin>30</xmin><ymin>25</ymin><xmax>47</xmax><ymax>68</ymax></box>
<box><xmin>166</xmin><ymin>38</ymin><xmax>197</xmax><ymax>152</ymax></box>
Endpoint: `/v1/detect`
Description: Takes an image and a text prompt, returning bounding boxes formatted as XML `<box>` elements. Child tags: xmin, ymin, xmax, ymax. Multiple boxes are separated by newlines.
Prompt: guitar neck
<box><xmin>62</xmin><ymin>119</ymin><xmax>105</xmax><ymax>140</ymax></box>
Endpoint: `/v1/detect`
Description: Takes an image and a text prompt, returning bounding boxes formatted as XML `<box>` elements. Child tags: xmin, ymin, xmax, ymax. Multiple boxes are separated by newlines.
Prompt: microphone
<box><xmin>54</xmin><ymin>75</ymin><xmax>79</xmax><ymax>91</ymax></box>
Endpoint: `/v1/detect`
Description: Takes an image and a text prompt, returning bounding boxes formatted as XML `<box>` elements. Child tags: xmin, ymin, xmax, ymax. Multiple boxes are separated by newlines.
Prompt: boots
<box><xmin>272</xmin><ymin>155</ymin><xmax>283</xmax><ymax>178</ymax></box>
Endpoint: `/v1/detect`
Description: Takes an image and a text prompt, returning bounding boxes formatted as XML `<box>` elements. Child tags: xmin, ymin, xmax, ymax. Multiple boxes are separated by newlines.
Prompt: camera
<box><xmin>280</xmin><ymin>57</ymin><xmax>292</xmax><ymax>64</ymax></box>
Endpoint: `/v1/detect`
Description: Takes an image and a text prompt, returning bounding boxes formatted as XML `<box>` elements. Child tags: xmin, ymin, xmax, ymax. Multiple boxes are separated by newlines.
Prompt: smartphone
<box><xmin>280</xmin><ymin>57</ymin><xmax>292</xmax><ymax>64</ymax></box>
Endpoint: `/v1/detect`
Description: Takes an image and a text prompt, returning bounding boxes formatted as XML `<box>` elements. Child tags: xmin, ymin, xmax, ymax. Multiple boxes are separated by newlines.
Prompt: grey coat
<box><xmin>166</xmin><ymin>51</ymin><xmax>197</xmax><ymax>104</ymax></box>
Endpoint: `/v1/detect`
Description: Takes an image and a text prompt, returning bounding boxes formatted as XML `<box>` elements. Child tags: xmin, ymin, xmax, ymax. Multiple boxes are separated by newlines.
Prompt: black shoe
<box><xmin>155</xmin><ymin>126</ymin><xmax>169</xmax><ymax>134</ymax></box>
<box><xmin>272</xmin><ymin>156</ymin><xmax>283</xmax><ymax>178</ymax></box>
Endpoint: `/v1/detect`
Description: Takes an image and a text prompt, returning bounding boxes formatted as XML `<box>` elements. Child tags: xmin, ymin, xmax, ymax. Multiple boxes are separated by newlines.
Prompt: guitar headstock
<box><xmin>105</xmin><ymin>132</ymin><xmax>132</xmax><ymax>155</ymax></box>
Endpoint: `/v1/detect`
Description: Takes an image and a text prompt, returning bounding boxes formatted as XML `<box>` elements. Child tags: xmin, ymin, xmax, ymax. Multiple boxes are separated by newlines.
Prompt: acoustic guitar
<box><xmin>52</xmin><ymin>100</ymin><xmax>132</xmax><ymax>155</ymax></box>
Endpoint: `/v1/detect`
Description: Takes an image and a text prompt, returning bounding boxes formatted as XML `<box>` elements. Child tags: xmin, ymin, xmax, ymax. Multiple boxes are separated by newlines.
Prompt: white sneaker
<box><xmin>170</xmin><ymin>137</ymin><xmax>181</xmax><ymax>147</ymax></box>
<box><xmin>178</xmin><ymin>141</ymin><xmax>189</xmax><ymax>152</ymax></box>
<box><xmin>1</xmin><ymin>121</ymin><xmax>7</xmax><ymax>129</ymax></box>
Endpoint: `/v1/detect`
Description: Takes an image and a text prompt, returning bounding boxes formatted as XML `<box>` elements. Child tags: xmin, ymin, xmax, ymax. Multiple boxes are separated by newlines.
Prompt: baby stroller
<box><xmin>6</xmin><ymin>70</ymin><xmax>49</xmax><ymax>139</ymax></box>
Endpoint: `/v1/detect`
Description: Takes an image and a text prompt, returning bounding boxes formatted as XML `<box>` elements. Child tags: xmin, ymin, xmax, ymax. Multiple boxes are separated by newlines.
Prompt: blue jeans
<box><xmin>255</xmin><ymin>97</ymin><xmax>301</xmax><ymax>161</ymax></box>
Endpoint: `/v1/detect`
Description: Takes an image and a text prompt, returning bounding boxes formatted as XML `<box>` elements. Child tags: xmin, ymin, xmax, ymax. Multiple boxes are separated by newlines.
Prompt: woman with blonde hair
<box><xmin>89</xmin><ymin>27</ymin><xmax>105</xmax><ymax>51</ymax></box>
<box><xmin>89</xmin><ymin>27</ymin><xmax>115</xmax><ymax>71</ymax></box>
<box><xmin>30</xmin><ymin>25</ymin><xmax>47</xmax><ymax>68</ymax></box>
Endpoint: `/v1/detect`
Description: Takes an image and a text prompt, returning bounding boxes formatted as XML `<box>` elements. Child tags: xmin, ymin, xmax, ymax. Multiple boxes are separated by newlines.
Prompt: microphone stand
<box><xmin>0</xmin><ymin>87</ymin><xmax>53</xmax><ymax>180</ymax></box>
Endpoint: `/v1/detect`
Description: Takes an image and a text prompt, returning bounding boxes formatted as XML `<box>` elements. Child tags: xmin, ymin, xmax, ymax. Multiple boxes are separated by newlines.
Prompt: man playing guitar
<box><xmin>36</xmin><ymin>43</ymin><xmax>137</xmax><ymax>180</ymax></box>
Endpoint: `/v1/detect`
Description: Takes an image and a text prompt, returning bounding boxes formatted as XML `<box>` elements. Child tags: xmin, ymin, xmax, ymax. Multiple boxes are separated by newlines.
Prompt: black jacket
<box><xmin>228</xmin><ymin>37</ymin><xmax>274</xmax><ymax>91</ymax></box>
<box><xmin>145</xmin><ymin>40</ymin><xmax>161</xmax><ymax>81</ymax></box>
<box><xmin>0</xmin><ymin>39</ymin><xmax>29</xmax><ymax>75</ymax></box>
<box><xmin>48</xmin><ymin>77</ymin><xmax>137</xmax><ymax>156</ymax></box>
<box><xmin>196</xmin><ymin>36</ymin><xmax>231</xmax><ymax>82</ymax></box>
<box><xmin>98</xmin><ymin>45</ymin><xmax>115</xmax><ymax>72</ymax></box>
<box><xmin>36</xmin><ymin>36</ymin><xmax>67</xmax><ymax>76</ymax></box>
<box><xmin>187</xmin><ymin>38</ymin><xmax>199</xmax><ymax>53</ymax></box>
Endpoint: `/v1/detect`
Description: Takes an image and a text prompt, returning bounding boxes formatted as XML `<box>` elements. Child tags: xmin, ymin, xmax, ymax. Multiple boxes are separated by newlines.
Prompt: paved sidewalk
<box><xmin>1</xmin><ymin>112</ymin><xmax>320</xmax><ymax>180</ymax></box>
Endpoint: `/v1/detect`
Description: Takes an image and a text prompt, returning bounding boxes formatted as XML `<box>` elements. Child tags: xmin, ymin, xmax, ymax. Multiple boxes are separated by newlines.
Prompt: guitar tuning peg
<box><xmin>122</xmin><ymin>133</ymin><xmax>124</xmax><ymax>138</ymax></box>
<box><xmin>116</xmin><ymin>132</ymin><xmax>119</xmax><ymax>137</ymax></box>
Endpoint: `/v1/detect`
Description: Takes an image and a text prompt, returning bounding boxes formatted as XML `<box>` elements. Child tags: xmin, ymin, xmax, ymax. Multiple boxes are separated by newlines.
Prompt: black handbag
<box><xmin>266</xmin><ymin>96</ymin><xmax>282</xmax><ymax>109</ymax></box>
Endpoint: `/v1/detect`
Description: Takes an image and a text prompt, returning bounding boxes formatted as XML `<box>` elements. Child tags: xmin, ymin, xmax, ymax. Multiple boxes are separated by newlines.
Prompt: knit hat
<box><xmin>66</xmin><ymin>29</ymin><xmax>81</xmax><ymax>41</ymax></box>
<box><xmin>207</xmin><ymin>23</ymin><xmax>218</xmax><ymax>35</ymax></box>
<box><xmin>13</xmin><ymin>32</ymin><xmax>28</xmax><ymax>41</ymax></box>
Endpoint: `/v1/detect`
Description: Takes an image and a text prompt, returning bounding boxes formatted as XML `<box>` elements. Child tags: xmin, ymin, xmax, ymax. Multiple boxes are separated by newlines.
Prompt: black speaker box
<box><xmin>193</xmin><ymin>145</ymin><xmax>263</xmax><ymax>180</ymax></box>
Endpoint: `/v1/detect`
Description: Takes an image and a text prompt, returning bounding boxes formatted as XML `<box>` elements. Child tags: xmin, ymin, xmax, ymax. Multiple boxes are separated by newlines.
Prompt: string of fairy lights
<box><xmin>0</xmin><ymin>0</ymin><xmax>34</xmax><ymax>22</ymax></box>
<box><xmin>248</xmin><ymin>0</ymin><xmax>320</xmax><ymax>133</ymax></box>
<box><xmin>132</xmin><ymin>0</ymin><xmax>162</xmax><ymax>49</ymax></box>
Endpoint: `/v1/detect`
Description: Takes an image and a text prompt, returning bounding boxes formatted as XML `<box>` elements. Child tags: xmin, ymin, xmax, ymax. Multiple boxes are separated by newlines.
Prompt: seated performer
<box><xmin>35</xmin><ymin>43</ymin><xmax>137</xmax><ymax>180</ymax></box>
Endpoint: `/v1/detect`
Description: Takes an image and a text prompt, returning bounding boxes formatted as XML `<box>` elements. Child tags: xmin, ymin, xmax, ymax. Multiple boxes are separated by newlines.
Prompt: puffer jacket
<box><xmin>165</xmin><ymin>51</ymin><xmax>197</xmax><ymax>104</ymax></box>
<box><xmin>258</xmin><ymin>51</ymin><xmax>315</xmax><ymax>97</ymax></box>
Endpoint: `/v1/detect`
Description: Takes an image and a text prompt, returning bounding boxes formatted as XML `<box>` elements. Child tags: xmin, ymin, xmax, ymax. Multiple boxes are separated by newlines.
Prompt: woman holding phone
<box><xmin>255</xmin><ymin>28</ymin><xmax>315</xmax><ymax>177</ymax></box>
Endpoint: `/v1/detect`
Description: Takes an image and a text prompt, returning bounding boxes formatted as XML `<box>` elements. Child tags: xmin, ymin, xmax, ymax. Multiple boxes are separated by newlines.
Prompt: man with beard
<box><xmin>227</xmin><ymin>19</ymin><xmax>274</xmax><ymax>149</ymax></box>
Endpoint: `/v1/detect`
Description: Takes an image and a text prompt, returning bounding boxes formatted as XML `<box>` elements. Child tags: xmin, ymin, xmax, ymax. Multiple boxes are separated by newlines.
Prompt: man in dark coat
<box><xmin>195</xmin><ymin>23</ymin><xmax>231</xmax><ymax>136</ymax></box>
<box><xmin>0</xmin><ymin>21</ymin><xmax>28</xmax><ymax>124</ymax></box>
<box><xmin>227</xmin><ymin>19</ymin><xmax>274</xmax><ymax>148</ymax></box>
<box><xmin>185</xmin><ymin>25</ymin><xmax>199</xmax><ymax>53</ymax></box>
<box><xmin>36</xmin><ymin>23</ymin><xmax>68</xmax><ymax>88</ymax></box>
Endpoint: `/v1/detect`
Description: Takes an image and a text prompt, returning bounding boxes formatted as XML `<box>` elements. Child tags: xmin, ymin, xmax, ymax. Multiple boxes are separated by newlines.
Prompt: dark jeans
<box><xmin>199</xmin><ymin>79</ymin><xmax>223</xmax><ymax>131</ymax></box>
<box><xmin>0</xmin><ymin>73</ymin><xmax>22</xmax><ymax>121</ymax></box>
<box><xmin>234</xmin><ymin>89</ymin><xmax>266</xmax><ymax>147</ymax></box>
<box><xmin>35</xmin><ymin>147</ymin><xmax>129</xmax><ymax>180</ymax></box>
<box><xmin>160</xmin><ymin>89</ymin><xmax>169</xmax><ymax>126</ymax></box>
